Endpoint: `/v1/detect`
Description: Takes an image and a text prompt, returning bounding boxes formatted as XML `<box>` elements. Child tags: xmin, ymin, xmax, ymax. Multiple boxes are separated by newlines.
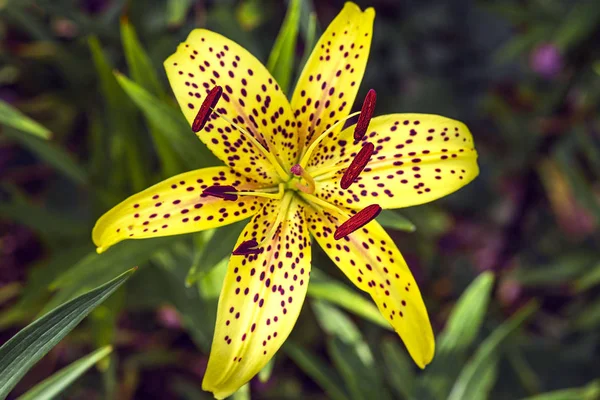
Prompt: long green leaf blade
<box><xmin>0</xmin><ymin>100</ymin><xmax>51</xmax><ymax>139</ymax></box>
<box><xmin>447</xmin><ymin>301</ymin><xmax>539</xmax><ymax>400</ymax></box>
<box><xmin>115</xmin><ymin>73</ymin><xmax>218</xmax><ymax>169</ymax></box>
<box><xmin>2</xmin><ymin>128</ymin><xmax>87</xmax><ymax>185</ymax></box>
<box><xmin>284</xmin><ymin>341</ymin><xmax>348</xmax><ymax>400</ymax></box>
<box><xmin>17</xmin><ymin>346</ymin><xmax>113</xmax><ymax>400</ymax></box>
<box><xmin>0</xmin><ymin>268</ymin><xmax>135</xmax><ymax>398</ymax></box>
<box><xmin>266</xmin><ymin>0</ymin><xmax>301</xmax><ymax>94</ymax></box>
<box><xmin>308</xmin><ymin>271</ymin><xmax>391</xmax><ymax>330</ymax></box>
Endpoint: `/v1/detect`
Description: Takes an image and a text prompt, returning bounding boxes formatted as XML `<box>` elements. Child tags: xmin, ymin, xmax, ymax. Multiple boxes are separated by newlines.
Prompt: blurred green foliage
<box><xmin>0</xmin><ymin>0</ymin><xmax>599</xmax><ymax>399</ymax></box>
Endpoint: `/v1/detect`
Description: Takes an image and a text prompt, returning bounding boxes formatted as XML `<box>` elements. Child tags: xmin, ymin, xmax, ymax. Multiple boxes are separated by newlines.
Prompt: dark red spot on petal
<box><xmin>202</xmin><ymin>185</ymin><xmax>238</xmax><ymax>201</ymax></box>
<box><xmin>232</xmin><ymin>239</ymin><xmax>263</xmax><ymax>256</ymax></box>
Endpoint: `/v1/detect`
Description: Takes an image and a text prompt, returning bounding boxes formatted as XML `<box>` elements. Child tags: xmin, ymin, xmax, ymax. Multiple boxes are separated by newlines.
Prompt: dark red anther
<box><xmin>202</xmin><ymin>185</ymin><xmax>237</xmax><ymax>201</ymax></box>
<box><xmin>340</xmin><ymin>142</ymin><xmax>374</xmax><ymax>189</ymax></box>
<box><xmin>233</xmin><ymin>239</ymin><xmax>263</xmax><ymax>256</ymax></box>
<box><xmin>192</xmin><ymin>86</ymin><xmax>223</xmax><ymax>132</ymax></box>
<box><xmin>334</xmin><ymin>204</ymin><xmax>382</xmax><ymax>240</ymax></box>
<box><xmin>353</xmin><ymin>89</ymin><xmax>377</xmax><ymax>141</ymax></box>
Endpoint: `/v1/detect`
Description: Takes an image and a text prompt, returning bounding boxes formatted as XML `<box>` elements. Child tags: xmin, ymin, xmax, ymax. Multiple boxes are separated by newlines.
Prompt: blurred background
<box><xmin>1</xmin><ymin>0</ymin><xmax>599</xmax><ymax>399</ymax></box>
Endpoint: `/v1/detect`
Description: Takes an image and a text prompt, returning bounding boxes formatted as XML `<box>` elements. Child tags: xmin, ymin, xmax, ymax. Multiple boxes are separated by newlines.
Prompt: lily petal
<box><xmin>92</xmin><ymin>167</ymin><xmax>266</xmax><ymax>253</ymax></box>
<box><xmin>291</xmin><ymin>2</ymin><xmax>374</xmax><ymax>149</ymax></box>
<box><xmin>310</xmin><ymin>114</ymin><xmax>479</xmax><ymax>209</ymax></box>
<box><xmin>306</xmin><ymin>206</ymin><xmax>434</xmax><ymax>368</ymax></box>
<box><xmin>203</xmin><ymin>196</ymin><xmax>311</xmax><ymax>399</ymax></box>
<box><xmin>165</xmin><ymin>29</ymin><xmax>299</xmax><ymax>183</ymax></box>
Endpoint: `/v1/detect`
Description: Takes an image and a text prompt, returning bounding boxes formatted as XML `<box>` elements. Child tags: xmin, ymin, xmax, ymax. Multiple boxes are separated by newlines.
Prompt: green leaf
<box><xmin>574</xmin><ymin>261</ymin><xmax>600</xmax><ymax>292</ymax></box>
<box><xmin>89</xmin><ymin>36</ymin><xmax>147</xmax><ymax>192</ymax></box>
<box><xmin>308</xmin><ymin>271</ymin><xmax>391</xmax><ymax>330</ymax></box>
<box><xmin>258</xmin><ymin>356</ymin><xmax>275</xmax><ymax>383</ymax></box>
<box><xmin>188</xmin><ymin>221</ymin><xmax>247</xmax><ymax>286</ymax></box>
<box><xmin>50</xmin><ymin>237</ymin><xmax>177</xmax><ymax>293</ymax></box>
<box><xmin>0</xmin><ymin>99</ymin><xmax>51</xmax><ymax>139</ymax></box>
<box><xmin>313</xmin><ymin>301</ymin><xmax>390</xmax><ymax>400</ymax></box>
<box><xmin>0</xmin><ymin>198</ymin><xmax>88</xmax><ymax>238</ymax></box>
<box><xmin>439</xmin><ymin>272</ymin><xmax>495</xmax><ymax>353</ymax></box>
<box><xmin>266</xmin><ymin>0</ymin><xmax>301</xmax><ymax>94</ymax></box>
<box><xmin>554</xmin><ymin>2</ymin><xmax>600</xmax><ymax>50</ymax></box>
<box><xmin>17</xmin><ymin>346</ymin><xmax>113</xmax><ymax>400</ymax></box>
<box><xmin>521</xmin><ymin>380</ymin><xmax>600</xmax><ymax>400</ymax></box>
<box><xmin>417</xmin><ymin>273</ymin><xmax>495</xmax><ymax>399</ymax></box>
<box><xmin>511</xmin><ymin>253</ymin><xmax>595</xmax><ymax>286</ymax></box>
<box><xmin>0</xmin><ymin>269</ymin><xmax>135</xmax><ymax>398</ymax></box>
<box><xmin>2</xmin><ymin>128</ymin><xmax>87</xmax><ymax>185</ymax></box>
<box><xmin>377</xmin><ymin>210</ymin><xmax>416</xmax><ymax>232</ymax></box>
<box><xmin>120</xmin><ymin>18</ymin><xmax>163</xmax><ymax>98</ymax></box>
<box><xmin>231</xmin><ymin>383</ymin><xmax>250</xmax><ymax>400</ymax></box>
<box><xmin>166</xmin><ymin>0</ymin><xmax>194</xmax><ymax>27</ymax></box>
<box><xmin>381</xmin><ymin>339</ymin><xmax>414</xmax><ymax>400</ymax></box>
<box><xmin>120</xmin><ymin>18</ymin><xmax>181</xmax><ymax>176</ymax></box>
<box><xmin>447</xmin><ymin>301</ymin><xmax>539</xmax><ymax>400</ymax></box>
<box><xmin>284</xmin><ymin>341</ymin><xmax>348</xmax><ymax>400</ymax></box>
<box><xmin>115</xmin><ymin>73</ymin><xmax>218</xmax><ymax>169</ymax></box>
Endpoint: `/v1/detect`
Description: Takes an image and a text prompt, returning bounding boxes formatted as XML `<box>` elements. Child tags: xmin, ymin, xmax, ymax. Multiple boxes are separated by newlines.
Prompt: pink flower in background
<box><xmin>530</xmin><ymin>43</ymin><xmax>563</xmax><ymax>79</ymax></box>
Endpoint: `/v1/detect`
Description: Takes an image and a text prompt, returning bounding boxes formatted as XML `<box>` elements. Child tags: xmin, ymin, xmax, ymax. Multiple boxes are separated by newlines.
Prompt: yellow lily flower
<box><xmin>92</xmin><ymin>2</ymin><xmax>478</xmax><ymax>398</ymax></box>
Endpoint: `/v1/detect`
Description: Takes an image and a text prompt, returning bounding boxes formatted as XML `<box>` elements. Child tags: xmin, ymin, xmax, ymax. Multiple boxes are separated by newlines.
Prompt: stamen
<box><xmin>208</xmin><ymin>106</ymin><xmax>290</xmax><ymax>181</ymax></box>
<box><xmin>334</xmin><ymin>204</ymin><xmax>382</xmax><ymax>240</ymax></box>
<box><xmin>299</xmin><ymin>111</ymin><xmax>361</xmax><ymax>168</ymax></box>
<box><xmin>232</xmin><ymin>239</ymin><xmax>263</xmax><ymax>256</ymax></box>
<box><xmin>354</xmin><ymin>89</ymin><xmax>377</xmax><ymax>141</ymax></box>
<box><xmin>237</xmin><ymin>183</ymin><xmax>285</xmax><ymax>200</ymax></box>
<box><xmin>192</xmin><ymin>86</ymin><xmax>223</xmax><ymax>132</ymax></box>
<box><xmin>291</xmin><ymin>164</ymin><xmax>316</xmax><ymax>194</ymax></box>
<box><xmin>202</xmin><ymin>185</ymin><xmax>238</xmax><ymax>201</ymax></box>
<box><xmin>340</xmin><ymin>142</ymin><xmax>374</xmax><ymax>189</ymax></box>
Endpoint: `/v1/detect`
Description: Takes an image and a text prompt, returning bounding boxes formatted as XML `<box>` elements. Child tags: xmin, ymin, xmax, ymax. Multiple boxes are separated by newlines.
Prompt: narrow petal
<box><xmin>92</xmin><ymin>167</ymin><xmax>266</xmax><ymax>253</ymax></box>
<box><xmin>291</xmin><ymin>2</ymin><xmax>374</xmax><ymax>149</ymax></box>
<box><xmin>203</xmin><ymin>196</ymin><xmax>311</xmax><ymax>399</ymax></box>
<box><xmin>305</xmin><ymin>206</ymin><xmax>434</xmax><ymax>368</ymax></box>
<box><xmin>310</xmin><ymin>114</ymin><xmax>479</xmax><ymax>209</ymax></box>
<box><xmin>165</xmin><ymin>29</ymin><xmax>300</xmax><ymax>183</ymax></box>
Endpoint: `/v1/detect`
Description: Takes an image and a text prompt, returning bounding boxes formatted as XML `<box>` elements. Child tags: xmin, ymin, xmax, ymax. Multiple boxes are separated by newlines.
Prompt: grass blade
<box><xmin>447</xmin><ymin>301</ymin><xmax>539</xmax><ymax>400</ymax></box>
<box><xmin>2</xmin><ymin>128</ymin><xmax>87</xmax><ymax>185</ymax></box>
<box><xmin>377</xmin><ymin>210</ymin><xmax>416</xmax><ymax>232</ymax></box>
<box><xmin>17</xmin><ymin>346</ymin><xmax>113</xmax><ymax>400</ymax></box>
<box><xmin>266</xmin><ymin>0</ymin><xmax>301</xmax><ymax>94</ymax></box>
<box><xmin>308</xmin><ymin>270</ymin><xmax>391</xmax><ymax>330</ymax></box>
<box><xmin>115</xmin><ymin>73</ymin><xmax>218</xmax><ymax>169</ymax></box>
<box><xmin>0</xmin><ymin>268</ymin><xmax>135</xmax><ymax>398</ymax></box>
<box><xmin>284</xmin><ymin>341</ymin><xmax>348</xmax><ymax>400</ymax></box>
<box><xmin>0</xmin><ymin>99</ymin><xmax>51</xmax><ymax>139</ymax></box>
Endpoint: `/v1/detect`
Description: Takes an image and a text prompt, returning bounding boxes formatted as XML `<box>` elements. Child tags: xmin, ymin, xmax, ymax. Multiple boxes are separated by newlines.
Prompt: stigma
<box><xmin>290</xmin><ymin>164</ymin><xmax>316</xmax><ymax>194</ymax></box>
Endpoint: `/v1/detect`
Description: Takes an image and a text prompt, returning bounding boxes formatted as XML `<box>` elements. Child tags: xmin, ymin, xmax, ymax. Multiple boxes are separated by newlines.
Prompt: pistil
<box><xmin>290</xmin><ymin>164</ymin><xmax>316</xmax><ymax>194</ymax></box>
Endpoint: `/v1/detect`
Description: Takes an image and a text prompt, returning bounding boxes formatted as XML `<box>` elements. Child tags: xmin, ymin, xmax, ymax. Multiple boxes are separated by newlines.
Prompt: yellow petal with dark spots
<box><xmin>164</xmin><ymin>29</ymin><xmax>299</xmax><ymax>183</ymax></box>
<box><xmin>291</xmin><ymin>2</ymin><xmax>374</xmax><ymax>149</ymax></box>
<box><xmin>203</xmin><ymin>195</ymin><xmax>311</xmax><ymax>399</ymax></box>
<box><xmin>92</xmin><ymin>167</ymin><xmax>267</xmax><ymax>253</ymax></box>
<box><xmin>305</xmin><ymin>206</ymin><xmax>434</xmax><ymax>368</ymax></box>
<box><xmin>310</xmin><ymin>114</ymin><xmax>479</xmax><ymax>209</ymax></box>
